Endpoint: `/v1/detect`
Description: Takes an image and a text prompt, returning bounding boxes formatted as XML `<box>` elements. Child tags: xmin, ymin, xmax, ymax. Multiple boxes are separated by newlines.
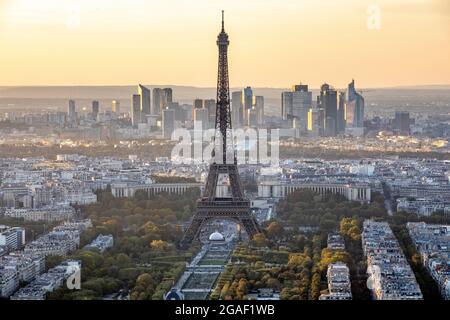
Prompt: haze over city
<box><xmin>0</xmin><ymin>0</ymin><xmax>449</xmax><ymax>88</ymax></box>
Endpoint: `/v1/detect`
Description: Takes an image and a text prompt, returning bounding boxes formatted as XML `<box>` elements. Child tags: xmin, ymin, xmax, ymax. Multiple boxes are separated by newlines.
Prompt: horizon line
<box><xmin>1</xmin><ymin>83</ymin><xmax>450</xmax><ymax>90</ymax></box>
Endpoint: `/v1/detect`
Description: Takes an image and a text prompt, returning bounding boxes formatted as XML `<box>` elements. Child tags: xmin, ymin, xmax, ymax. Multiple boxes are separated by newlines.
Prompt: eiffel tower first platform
<box><xmin>179</xmin><ymin>11</ymin><xmax>261</xmax><ymax>248</ymax></box>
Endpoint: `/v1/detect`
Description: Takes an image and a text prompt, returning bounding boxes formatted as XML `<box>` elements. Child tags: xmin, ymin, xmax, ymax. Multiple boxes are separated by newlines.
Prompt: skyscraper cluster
<box><xmin>192</xmin><ymin>98</ymin><xmax>216</xmax><ymax>130</ymax></box>
<box><xmin>231</xmin><ymin>87</ymin><xmax>264</xmax><ymax>127</ymax></box>
<box><xmin>283</xmin><ymin>79</ymin><xmax>365</xmax><ymax>137</ymax></box>
<box><xmin>65</xmin><ymin>99</ymin><xmax>123</xmax><ymax>129</ymax></box>
<box><xmin>130</xmin><ymin>85</ymin><xmax>174</xmax><ymax>127</ymax></box>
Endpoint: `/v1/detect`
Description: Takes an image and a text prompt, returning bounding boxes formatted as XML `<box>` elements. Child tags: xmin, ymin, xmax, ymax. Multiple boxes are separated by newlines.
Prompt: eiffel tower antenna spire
<box><xmin>222</xmin><ymin>10</ymin><xmax>225</xmax><ymax>31</ymax></box>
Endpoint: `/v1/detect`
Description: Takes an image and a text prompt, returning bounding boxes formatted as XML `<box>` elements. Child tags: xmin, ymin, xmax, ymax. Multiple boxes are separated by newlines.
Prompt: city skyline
<box><xmin>0</xmin><ymin>0</ymin><xmax>449</xmax><ymax>88</ymax></box>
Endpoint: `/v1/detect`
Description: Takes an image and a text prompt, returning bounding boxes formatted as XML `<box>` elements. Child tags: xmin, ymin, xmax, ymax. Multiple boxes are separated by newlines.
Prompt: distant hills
<box><xmin>387</xmin><ymin>85</ymin><xmax>450</xmax><ymax>90</ymax></box>
<box><xmin>0</xmin><ymin>85</ymin><xmax>285</xmax><ymax>101</ymax></box>
<box><xmin>1</xmin><ymin>84</ymin><xmax>449</xmax><ymax>100</ymax></box>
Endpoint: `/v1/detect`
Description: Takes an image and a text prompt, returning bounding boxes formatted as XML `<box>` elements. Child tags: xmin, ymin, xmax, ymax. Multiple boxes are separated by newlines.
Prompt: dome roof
<box><xmin>209</xmin><ymin>231</ymin><xmax>225</xmax><ymax>241</ymax></box>
<box><xmin>165</xmin><ymin>288</ymin><xmax>184</xmax><ymax>300</ymax></box>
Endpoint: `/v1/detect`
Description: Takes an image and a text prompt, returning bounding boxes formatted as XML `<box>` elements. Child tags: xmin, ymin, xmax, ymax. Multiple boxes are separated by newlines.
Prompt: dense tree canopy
<box><xmin>48</xmin><ymin>189</ymin><xmax>200</xmax><ymax>300</ymax></box>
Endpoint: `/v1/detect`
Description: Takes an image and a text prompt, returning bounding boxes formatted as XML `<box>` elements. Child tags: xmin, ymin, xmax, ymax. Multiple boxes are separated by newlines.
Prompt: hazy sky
<box><xmin>0</xmin><ymin>0</ymin><xmax>449</xmax><ymax>88</ymax></box>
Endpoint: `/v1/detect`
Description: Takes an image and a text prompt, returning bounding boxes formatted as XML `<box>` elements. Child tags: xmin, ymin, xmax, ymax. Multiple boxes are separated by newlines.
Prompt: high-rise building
<box><xmin>68</xmin><ymin>100</ymin><xmax>76</xmax><ymax>119</ymax></box>
<box><xmin>204</xmin><ymin>99</ymin><xmax>216</xmax><ymax>124</ymax></box>
<box><xmin>112</xmin><ymin>100</ymin><xmax>120</xmax><ymax>114</ymax></box>
<box><xmin>193</xmin><ymin>108</ymin><xmax>209</xmax><ymax>130</ymax></box>
<box><xmin>337</xmin><ymin>92</ymin><xmax>346</xmax><ymax>134</ymax></box>
<box><xmin>181</xmin><ymin>104</ymin><xmax>193</xmax><ymax>122</ymax></box>
<box><xmin>281</xmin><ymin>91</ymin><xmax>293</xmax><ymax>120</ymax></box>
<box><xmin>282</xmin><ymin>84</ymin><xmax>312</xmax><ymax>133</ymax></box>
<box><xmin>292</xmin><ymin>84</ymin><xmax>309</xmax><ymax>92</ymax></box>
<box><xmin>318</xmin><ymin>83</ymin><xmax>337</xmax><ymax>137</ymax></box>
<box><xmin>307</xmin><ymin>108</ymin><xmax>317</xmax><ymax>136</ymax></box>
<box><xmin>151</xmin><ymin>87</ymin><xmax>173</xmax><ymax>114</ymax></box>
<box><xmin>162</xmin><ymin>88</ymin><xmax>173</xmax><ymax>108</ymax></box>
<box><xmin>193</xmin><ymin>98</ymin><xmax>204</xmax><ymax>122</ymax></box>
<box><xmin>168</xmin><ymin>102</ymin><xmax>185</xmax><ymax>122</ymax></box>
<box><xmin>318</xmin><ymin>108</ymin><xmax>325</xmax><ymax>136</ymax></box>
<box><xmin>92</xmin><ymin>100</ymin><xmax>99</xmax><ymax>120</ymax></box>
<box><xmin>162</xmin><ymin>108</ymin><xmax>175</xmax><ymax>139</ymax></box>
<box><xmin>346</xmin><ymin>79</ymin><xmax>365</xmax><ymax>129</ymax></box>
<box><xmin>292</xmin><ymin>85</ymin><xmax>312</xmax><ymax>133</ymax></box>
<box><xmin>194</xmin><ymin>98</ymin><xmax>204</xmax><ymax>109</ymax></box>
<box><xmin>131</xmin><ymin>94</ymin><xmax>141</xmax><ymax>127</ymax></box>
<box><xmin>307</xmin><ymin>107</ymin><xmax>325</xmax><ymax>137</ymax></box>
<box><xmin>242</xmin><ymin>87</ymin><xmax>253</xmax><ymax>125</ymax></box>
<box><xmin>232</xmin><ymin>91</ymin><xmax>243</xmax><ymax>127</ymax></box>
<box><xmin>254</xmin><ymin>96</ymin><xmax>264</xmax><ymax>125</ymax></box>
<box><xmin>394</xmin><ymin>111</ymin><xmax>411</xmax><ymax>136</ymax></box>
<box><xmin>152</xmin><ymin>88</ymin><xmax>163</xmax><ymax>115</ymax></box>
<box><xmin>247</xmin><ymin>107</ymin><xmax>258</xmax><ymax>127</ymax></box>
<box><xmin>138</xmin><ymin>84</ymin><xmax>151</xmax><ymax>117</ymax></box>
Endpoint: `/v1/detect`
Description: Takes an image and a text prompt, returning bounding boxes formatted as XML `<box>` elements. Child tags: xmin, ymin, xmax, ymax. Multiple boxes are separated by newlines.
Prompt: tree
<box><xmin>340</xmin><ymin>218</ymin><xmax>361</xmax><ymax>241</ymax></box>
<box><xmin>310</xmin><ymin>272</ymin><xmax>321</xmax><ymax>300</ymax></box>
<box><xmin>150</xmin><ymin>239</ymin><xmax>169</xmax><ymax>251</ymax></box>
<box><xmin>136</xmin><ymin>273</ymin><xmax>154</xmax><ymax>288</ymax></box>
<box><xmin>266</xmin><ymin>278</ymin><xmax>281</xmax><ymax>290</ymax></box>
<box><xmin>266</xmin><ymin>221</ymin><xmax>284</xmax><ymax>239</ymax></box>
<box><xmin>220</xmin><ymin>283</ymin><xmax>230</xmax><ymax>299</ymax></box>
<box><xmin>251</xmin><ymin>233</ymin><xmax>269</xmax><ymax>247</ymax></box>
<box><xmin>288</xmin><ymin>253</ymin><xmax>306</xmax><ymax>267</ymax></box>
<box><xmin>134</xmin><ymin>190</ymin><xmax>149</xmax><ymax>201</ymax></box>
<box><xmin>115</xmin><ymin>253</ymin><xmax>132</xmax><ymax>268</ymax></box>
<box><xmin>411</xmin><ymin>253</ymin><xmax>422</xmax><ymax>266</ymax></box>
<box><xmin>236</xmin><ymin>278</ymin><xmax>248</xmax><ymax>298</ymax></box>
<box><xmin>320</xmin><ymin>249</ymin><xmax>352</xmax><ymax>271</ymax></box>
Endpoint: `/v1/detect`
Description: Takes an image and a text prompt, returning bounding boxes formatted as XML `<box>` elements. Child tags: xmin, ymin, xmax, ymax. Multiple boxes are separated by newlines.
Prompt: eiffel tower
<box><xmin>180</xmin><ymin>11</ymin><xmax>261</xmax><ymax>248</ymax></box>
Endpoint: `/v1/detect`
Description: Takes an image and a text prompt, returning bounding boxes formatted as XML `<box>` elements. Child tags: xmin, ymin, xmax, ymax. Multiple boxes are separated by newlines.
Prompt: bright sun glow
<box><xmin>5</xmin><ymin>0</ymin><xmax>63</xmax><ymax>24</ymax></box>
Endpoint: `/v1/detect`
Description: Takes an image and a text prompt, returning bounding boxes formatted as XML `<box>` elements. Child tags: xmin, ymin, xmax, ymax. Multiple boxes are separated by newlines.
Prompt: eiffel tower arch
<box><xmin>180</xmin><ymin>11</ymin><xmax>261</xmax><ymax>248</ymax></box>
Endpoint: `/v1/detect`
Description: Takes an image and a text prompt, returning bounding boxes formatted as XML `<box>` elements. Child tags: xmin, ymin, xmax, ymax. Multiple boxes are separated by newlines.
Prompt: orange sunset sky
<box><xmin>0</xmin><ymin>0</ymin><xmax>449</xmax><ymax>88</ymax></box>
